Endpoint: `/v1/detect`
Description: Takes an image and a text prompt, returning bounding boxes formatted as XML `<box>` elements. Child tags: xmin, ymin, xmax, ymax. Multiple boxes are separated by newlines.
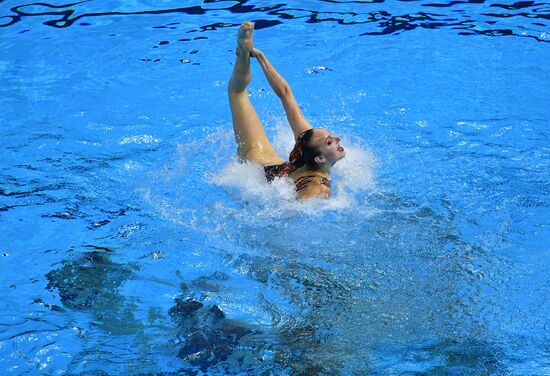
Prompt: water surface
<box><xmin>1</xmin><ymin>0</ymin><xmax>549</xmax><ymax>374</ymax></box>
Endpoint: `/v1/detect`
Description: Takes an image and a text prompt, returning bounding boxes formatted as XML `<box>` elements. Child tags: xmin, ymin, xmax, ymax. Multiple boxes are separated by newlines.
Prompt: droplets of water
<box><xmin>212</xmin><ymin>161</ymin><xmax>296</xmax><ymax>208</ymax></box>
<box><xmin>210</xmin><ymin>143</ymin><xmax>377</xmax><ymax>219</ymax></box>
<box><xmin>333</xmin><ymin>143</ymin><xmax>377</xmax><ymax>193</ymax></box>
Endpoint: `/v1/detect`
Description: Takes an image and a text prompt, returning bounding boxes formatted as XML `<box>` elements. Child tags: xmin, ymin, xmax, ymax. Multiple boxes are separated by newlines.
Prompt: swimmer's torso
<box><xmin>289</xmin><ymin>168</ymin><xmax>331</xmax><ymax>199</ymax></box>
<box><xmin>263</xmin><ymin>163</ymin><xmax>331</xmax><ymax>199</ymax></box>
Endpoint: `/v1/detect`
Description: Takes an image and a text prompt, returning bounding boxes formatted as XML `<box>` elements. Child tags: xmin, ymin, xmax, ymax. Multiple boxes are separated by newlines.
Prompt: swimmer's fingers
<box><xmin>235</xmin><ymin>48</ymin><xmax>258</xmax><ymax>58</ymax></box>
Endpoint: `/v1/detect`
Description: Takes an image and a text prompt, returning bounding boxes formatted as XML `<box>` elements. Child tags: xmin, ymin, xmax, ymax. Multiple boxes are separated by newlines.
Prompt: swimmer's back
<box><xmin>290</xmin><ymin>168</ymin><xmax>331</xmax><ymax>200</ymax></box>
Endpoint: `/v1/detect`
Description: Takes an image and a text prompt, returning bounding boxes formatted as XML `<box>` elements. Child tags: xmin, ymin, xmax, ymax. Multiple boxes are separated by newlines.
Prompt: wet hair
<box><xmin>290</xmin><ymin>128</ymin><xmax>322</xmax><ymax>170</ymax></box>
<box><xmin>300</xmin><ymin>129</ymin><xmax>322</xmax><ymax>169</ymax></box>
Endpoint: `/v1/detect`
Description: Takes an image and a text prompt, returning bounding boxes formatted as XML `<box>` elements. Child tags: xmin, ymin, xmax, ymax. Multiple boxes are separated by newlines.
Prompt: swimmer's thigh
<box><xmin>228</xmin><ymin>90</ymin><xmax>285</xmax><ymax>166</ymax></box>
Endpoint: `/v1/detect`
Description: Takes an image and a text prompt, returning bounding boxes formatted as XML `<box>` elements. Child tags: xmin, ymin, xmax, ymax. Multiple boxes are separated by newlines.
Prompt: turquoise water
<box><xmin>1</xmin><ymin>0</ymin><xmax>549</xmax><ymax>374</ymax></box>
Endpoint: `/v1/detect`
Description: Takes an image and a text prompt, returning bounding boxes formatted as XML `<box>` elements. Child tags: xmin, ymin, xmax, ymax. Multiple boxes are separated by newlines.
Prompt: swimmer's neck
<box><xmin>294</xmin><ymin>165</ymin><xmax>331</xmax><ymax>178</ymax></box>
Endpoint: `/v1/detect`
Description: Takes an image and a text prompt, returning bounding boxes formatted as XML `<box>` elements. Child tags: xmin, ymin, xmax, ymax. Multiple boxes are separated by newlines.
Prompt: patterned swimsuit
<box><xmin>264</xmin><ymin>163</ymin><xmax>331</xmax><ymax>192</ymax></box>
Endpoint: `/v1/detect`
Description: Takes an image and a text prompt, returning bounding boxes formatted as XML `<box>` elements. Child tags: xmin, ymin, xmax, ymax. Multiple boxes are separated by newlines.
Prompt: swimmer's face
<box><xmin>309</xmin><ymin>128</ymin><xmax>346</xmax><ymax>165</ymax></box>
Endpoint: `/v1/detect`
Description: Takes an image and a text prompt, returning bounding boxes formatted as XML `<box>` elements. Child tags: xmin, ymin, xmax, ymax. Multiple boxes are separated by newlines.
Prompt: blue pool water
<box><xmin>1</xmin><ymin>0</ymin><xmax>549</xmax><ymax>374</ymax></box>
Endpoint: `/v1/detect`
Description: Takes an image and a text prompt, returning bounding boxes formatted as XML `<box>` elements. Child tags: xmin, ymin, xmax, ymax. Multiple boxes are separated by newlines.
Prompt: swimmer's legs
<box><xmin>228</xmin><ymin>22</ymin><xmax>284</xmax><ymax>166</ymax></box>
<box><xmin>228</xmin><ymin>22</ymin><xmax>253</xmax><ymax>93</ymax></box>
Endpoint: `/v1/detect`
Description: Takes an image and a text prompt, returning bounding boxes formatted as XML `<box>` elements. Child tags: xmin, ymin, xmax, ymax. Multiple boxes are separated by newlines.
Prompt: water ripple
<box><xmin>1</xmin><ymin>0</ymin><xmax>548</xmax><ymax>42</ymax></box>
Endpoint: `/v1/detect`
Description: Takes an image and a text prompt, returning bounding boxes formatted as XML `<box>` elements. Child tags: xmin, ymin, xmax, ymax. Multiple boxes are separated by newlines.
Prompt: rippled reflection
<box><xmin>1</xmin><ymin>0</ymin><xmax>548</xmax><ymax>42</ymax></box>
<box><xmin>46</xmin><ymin>251</ymin><xmax>140</xmax><ymax>333</ymax></box>
<box><xmin>169</xmin><ymin>286</ymin><xmax>259</xmax><ymax>372</ymax></box>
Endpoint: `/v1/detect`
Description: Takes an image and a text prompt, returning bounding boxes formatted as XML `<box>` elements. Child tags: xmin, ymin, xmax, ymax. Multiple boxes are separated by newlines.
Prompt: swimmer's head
<box><xmin>290</xmin><ymin>128</ymin><xmax>346</xmax><ymax>171</ymax></box>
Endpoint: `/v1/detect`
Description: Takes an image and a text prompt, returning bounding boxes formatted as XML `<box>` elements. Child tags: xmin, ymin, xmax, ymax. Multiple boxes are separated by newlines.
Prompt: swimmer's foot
<box><xmin>237</xmin><ymin>21</ymin><xmax>254</xmax><ymax>56</ymax></box>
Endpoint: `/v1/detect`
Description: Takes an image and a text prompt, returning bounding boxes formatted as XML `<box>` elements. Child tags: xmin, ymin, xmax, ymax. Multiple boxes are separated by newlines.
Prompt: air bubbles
<box><xmin>449</xmin><ymin>130</ymin><xmax>461</xmax><ymax>138</ymax></box>
<box><xmin>456</xmin><ymin>121</ymin><xmax>488</xmax><ymax>130</ymax></box>
<box><xmin>123</xmin><ymin>161</ymin><xmax>141</xmax><ymax>170</ymax></box>
<box><xmin>151</xmin><ymin>250</ymin><xmax>166</xmax><ymax>259</ymax></box>
<box><xmin>119</xmin><ymin>135</ymin><xmax>160</xmax><ymax>145</ymax></box>
<box><xmin>306</xmin><ymin>66</ymin><xmax>331</xmax><ymax>74</ymax></box>
<box><xmin>415</xmin><ymin>120</ymin><xmax>429</xmax><ymax>128</ymax></box>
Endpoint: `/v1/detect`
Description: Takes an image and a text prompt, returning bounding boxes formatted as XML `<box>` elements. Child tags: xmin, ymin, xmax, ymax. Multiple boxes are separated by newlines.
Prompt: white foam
<box><xmin>210</xmin><ymin>161</ymin><xmax>298</xmax><ymax>217</ymax></box>
<box><xmin>333</xmin><ymin>143</ymin><xmax>377</xmax><ymax>193</ymax></box>
<box><xmin>210</xmin><ymin>143</ymin><xmax>377</xmax><ymax>216</ymax></box>
<box><xmin>119</xmin><ymin>134</ymin><xmax>160</xmax><ymax>145</ymax></box>
<box><xmin>142</xmin><ymin>122</ymin><xmax>378</xmax><ymax>227</ymax></box>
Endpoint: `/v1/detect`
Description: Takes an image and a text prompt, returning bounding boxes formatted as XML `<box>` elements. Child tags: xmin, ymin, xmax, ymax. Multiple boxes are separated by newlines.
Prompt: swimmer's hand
<box><xmin>235</xmin><ymin>47</ymin><xmax>260</xmax><ymax>58</ymax></box>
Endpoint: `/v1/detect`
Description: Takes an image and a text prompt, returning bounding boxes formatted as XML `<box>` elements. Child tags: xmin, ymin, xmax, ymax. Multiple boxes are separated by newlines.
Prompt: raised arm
<box><xmin>252</xmin><ymin>48</ymin><xmax>312</xmax><ymax>141</ymax></box>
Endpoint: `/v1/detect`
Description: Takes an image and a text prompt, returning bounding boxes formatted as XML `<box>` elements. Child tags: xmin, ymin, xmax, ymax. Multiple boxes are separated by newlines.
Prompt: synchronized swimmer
<box><xmin>228</xmin><ymin>22</ymin><xmax>346</xmax><ymax>200</ymax></box>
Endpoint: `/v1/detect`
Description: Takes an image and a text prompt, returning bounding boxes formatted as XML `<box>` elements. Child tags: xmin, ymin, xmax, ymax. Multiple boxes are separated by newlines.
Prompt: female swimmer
<box><xmin>228</xmin><ymin>22</ymin><xmax>346</xmax><ymax>199</ymax></box>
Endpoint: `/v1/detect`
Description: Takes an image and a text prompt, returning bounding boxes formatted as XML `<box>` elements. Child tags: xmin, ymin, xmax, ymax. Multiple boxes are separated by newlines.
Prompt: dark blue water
<box><xmin>1</xmin><ymin>0</ymin><xmax>549</xmax><ymax>374</ymax></box>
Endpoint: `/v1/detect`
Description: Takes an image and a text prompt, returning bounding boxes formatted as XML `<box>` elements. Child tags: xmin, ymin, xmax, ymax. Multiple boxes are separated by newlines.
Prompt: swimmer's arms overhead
<box><xmin>252</xmin><ymin>48</ymin><xmax>312</xmax><ymax>141</ymax></box>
